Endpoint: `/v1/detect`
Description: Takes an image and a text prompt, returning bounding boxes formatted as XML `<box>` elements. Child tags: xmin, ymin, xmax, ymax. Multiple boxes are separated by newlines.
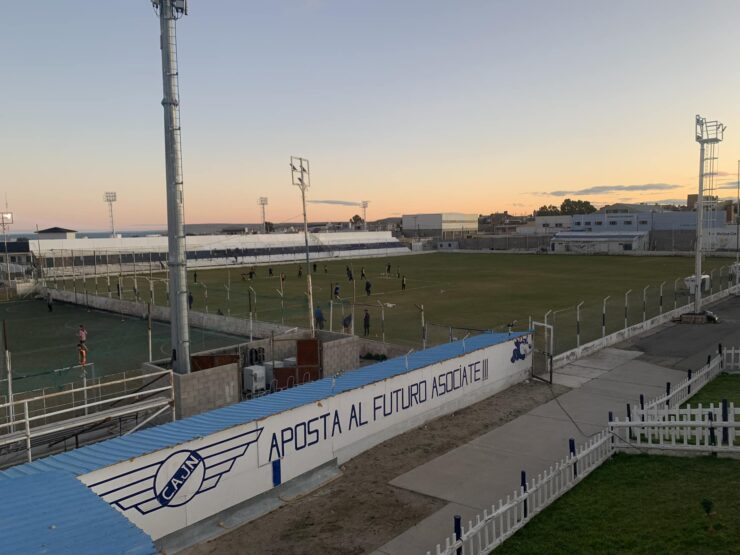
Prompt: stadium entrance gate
<box><xmin>531</xmin><ymin>321</ymin><xmax>553</xmax><ymax>382</ymax></box>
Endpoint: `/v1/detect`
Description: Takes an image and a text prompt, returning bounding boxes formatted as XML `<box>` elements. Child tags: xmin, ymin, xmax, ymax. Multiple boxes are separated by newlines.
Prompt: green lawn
<box><xmin>496</xmin><ymin>453</ymin><xmax>740</xmax><ymax>555</ymax></box>
<box><xmin>685</xmin><ymin>373</ymin><xmax>740</xmax><ymax>407</ymax></box>
<box><xmin>53</xmin><ymin>252</ymin><xmax>732</xmax><ymax>351</ymax></box>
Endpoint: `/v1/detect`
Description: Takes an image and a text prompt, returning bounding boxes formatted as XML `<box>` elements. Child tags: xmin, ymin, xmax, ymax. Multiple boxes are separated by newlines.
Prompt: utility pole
<box><xmin>694</xmin><ymin>115</ymin><xmax>725</xmax><ymax>314</ymax></box>
<box><xmin>291</xmin><ymin>156</ymin><xmax>315</xmax><ymax>336</ymax></box>
<box><xmin>153</xmin><ymin>0</ymin><xmax>191</xmax><ymax>373</ymax></box>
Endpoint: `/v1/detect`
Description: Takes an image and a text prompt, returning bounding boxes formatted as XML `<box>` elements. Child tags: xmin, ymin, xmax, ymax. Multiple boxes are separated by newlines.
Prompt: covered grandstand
<box><xmin>27</xmin><ymin>231</ymin><xmax>408</xmax><ymax>277</ymax></box>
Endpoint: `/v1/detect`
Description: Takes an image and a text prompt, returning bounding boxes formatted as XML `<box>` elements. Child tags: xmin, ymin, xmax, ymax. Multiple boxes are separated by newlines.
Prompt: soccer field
<box><xmin>0</xmin><ymin>300</ymin><xmax>243</xmax><ymax>393</ymax></box>
<box><xmin>57</xmin><ymin>252</ymin><xmax>732</xmax><ymax>353</ymax></box>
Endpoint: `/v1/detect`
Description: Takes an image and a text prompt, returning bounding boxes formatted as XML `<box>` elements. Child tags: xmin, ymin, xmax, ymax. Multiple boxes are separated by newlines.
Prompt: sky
<box><xmin>3</xmin><ymin>1</ymin><xmax>740</xmax><ymax>231</ymax></box>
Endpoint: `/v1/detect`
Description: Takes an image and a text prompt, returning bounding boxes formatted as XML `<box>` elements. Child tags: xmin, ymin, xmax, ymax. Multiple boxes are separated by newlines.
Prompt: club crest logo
<box><xmin>88</xmin><ymin>428</ymin><xmax>262</xmax><ymax>515</ymax></box>
<box><xmin>511</xmin><ymin>337</ymin><xmax>531</xmax><ymax>363</ymax></box>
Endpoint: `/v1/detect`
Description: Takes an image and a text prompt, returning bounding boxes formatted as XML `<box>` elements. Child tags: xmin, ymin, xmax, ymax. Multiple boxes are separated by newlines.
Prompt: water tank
<box><xmin>243</xmin><ymin>365</ymin><xmax>266</xmax><ymax>394</ymax></box>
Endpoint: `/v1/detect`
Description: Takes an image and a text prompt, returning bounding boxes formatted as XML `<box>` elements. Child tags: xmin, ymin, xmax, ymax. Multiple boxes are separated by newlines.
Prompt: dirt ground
<box><xmin>181</xmin><ymin>380</ymin><xmax>568</xmax><ymax>555</ymax></box>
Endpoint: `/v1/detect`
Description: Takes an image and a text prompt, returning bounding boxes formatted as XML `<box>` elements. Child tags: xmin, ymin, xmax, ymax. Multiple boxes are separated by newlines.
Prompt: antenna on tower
<box><xmin>103</xmin><ymin>192</ymin><xmax>117</xmax><ymax>237</ymax></box>
<box><xmin>258</xmin><ymin>197</ymin><xmax>268</xmax><ymax>233</ymax></box>
<box><xmin>693</xmin><ymin>114</ymin><xmax>726</xmax><ymax>315</ymax></box>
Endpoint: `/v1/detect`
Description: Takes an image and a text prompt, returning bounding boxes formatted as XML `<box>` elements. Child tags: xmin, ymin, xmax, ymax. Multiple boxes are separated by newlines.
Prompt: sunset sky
<box><xmin>3</xmin><ymin>1</ymin><xmax>740</xmax><ymax>231</ymax></box>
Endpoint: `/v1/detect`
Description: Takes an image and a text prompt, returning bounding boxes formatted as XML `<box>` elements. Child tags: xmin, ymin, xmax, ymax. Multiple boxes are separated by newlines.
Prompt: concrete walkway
<box><xmin>373</xmin><ymin>294</ymin><xmax>740</xmax><ymax>555</ymax></box>
<box><xmin>375</xmin><ymin>348</ymin><xmax>685</xmax><ymax>554</ymax></box>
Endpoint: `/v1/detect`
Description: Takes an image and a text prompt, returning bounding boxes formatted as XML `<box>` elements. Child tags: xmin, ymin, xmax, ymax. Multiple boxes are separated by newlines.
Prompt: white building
<box><xmin>37</xmin><ymin>227</ymin><xmax>77</xmax><ymax>240</ymax></box>
<box><xmin>516</xmin><ymin>215</ymin><xmax>573</xmax><ymax>235</ymax></box>
<box><xmin>550</xmin><ymin>231</ymin><xmax>649</xmax><ymax>254</ymax></box>
<box><xmin>401</xmin><ymin>213</ymin><xmax>478</xmax><ymax>238</ymax></box>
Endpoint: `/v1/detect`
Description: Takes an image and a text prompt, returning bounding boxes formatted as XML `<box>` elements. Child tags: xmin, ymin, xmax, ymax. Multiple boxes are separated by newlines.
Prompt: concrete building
<box><xmin>516</xmin><ymin>215</ymin><xmax>573</xmax><ymax>235</ymax></box>
<box><xmin>550</xmin><ymin>231</ymin><xmax>649</xmax><ymax>253</ymax></box>
<box><xmin>401</xmin><ymin>213</ymin><xmax>478</xmax><ymax>238</ymax></box>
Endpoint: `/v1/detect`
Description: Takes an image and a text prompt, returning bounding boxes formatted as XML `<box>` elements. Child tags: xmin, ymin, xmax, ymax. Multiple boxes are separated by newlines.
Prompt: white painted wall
<box><xmin>78</xmin><ymin>335</ymin><xmax>532</xmax><ymax>540</ymax></box>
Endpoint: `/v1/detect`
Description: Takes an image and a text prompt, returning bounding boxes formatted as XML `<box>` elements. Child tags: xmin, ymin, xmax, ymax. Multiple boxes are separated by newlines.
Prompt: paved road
<box><xmin>373</xmin><ymin>296</ymin><xmax>740</xmax><ymax>555</ymax></box>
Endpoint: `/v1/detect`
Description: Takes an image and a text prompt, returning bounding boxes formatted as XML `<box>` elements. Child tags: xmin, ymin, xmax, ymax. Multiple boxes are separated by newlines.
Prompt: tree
<box><xmin>350</xmin><ymin>214</ymin><xmax>364</xmax><ymax>227</ymax></box>
<box><xmin>559</xmin><ymin>198</ymin><xmax>596</xmax><ymax>215</ymax></box>
<box><xmin>536</xmin><ymin>205</ymin><xmax>560</xmax><ymax>216</ymax></box>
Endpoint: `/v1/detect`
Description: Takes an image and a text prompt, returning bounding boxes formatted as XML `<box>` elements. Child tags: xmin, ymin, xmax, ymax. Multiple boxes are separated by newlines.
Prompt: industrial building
<box><xmin>401</xmin><ymin>213</ymin><xmax>478</xmax><ymax>238</ymax></box>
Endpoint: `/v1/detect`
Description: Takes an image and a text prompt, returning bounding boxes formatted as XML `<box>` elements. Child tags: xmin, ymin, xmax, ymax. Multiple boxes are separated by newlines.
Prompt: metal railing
<box><xmin>0</xmin><ymin>369</ymin><xmax>174</xmax><ymax>463</ymax></box>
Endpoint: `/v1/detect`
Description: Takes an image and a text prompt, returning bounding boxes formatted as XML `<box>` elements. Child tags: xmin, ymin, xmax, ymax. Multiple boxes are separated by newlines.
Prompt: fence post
<box><xmin>608</xmin><ymin>411</ymin><xmax>614</xmax><ymax>445</ymax></box>
<box><xmin>708</xmin><ymin>411</ymin><xmax>716</xmax><ymax>447</ymax></box>
<box><xmin>719</xmin><ymin>343</ymin><xmax>724</xmax><ymax>369</ymax></box>
<box><xmin>24</xmin><ymin>400</ymin><xmax>31</xmax><ymax>463</ymax></box>
<box><xmin>639</xmin><ymin>394</ymin><xmax>644</xmax><ymax>422</ymax></box>
<box><xmin>665</xmin><ymin>383</ymin><xmax>671</xmax><ymax>408</ymax></box>
<box><xmin>569</xmin><ymin>438</ymin><xmax>577</xmax><ymax>478</ymax></box>
<box><xmin>454</xmin><ymin>514</ymin><xmax>462</xmax><ymax>555</ymax></box>
<box><xmin>626</xmin><ymin>404</ymin><xmax>634</xmax><ymax>440</ymax></box>
<box><xmin>687</xmin><ymin>369</ymin><xmax>692</xmax><ymax>395</ymax></box>
<box><xmin>722</xmin><ymin>399</ymin><xmax>729</xmax><ymax>446</ymax></box>
<box><xmin>521</xmin><ymin>470</ymin><xmax>528</xmax><ymax>519</ymax></box>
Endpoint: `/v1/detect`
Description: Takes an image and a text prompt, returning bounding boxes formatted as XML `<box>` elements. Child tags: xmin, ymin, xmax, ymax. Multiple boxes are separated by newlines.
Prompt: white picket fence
<box><xmin>429</xmin><ymin>347</ymin><xmax>733</xmax><ymax>555</ymax></box>
<box><xmin>611</xmin><ymin>403</ymin><xmax>739</xmax><ymax>453</ymax></box>
<box><xmin>642</xmin><ymin>353</ymin><xmax>724</xmax><ymax>410</ymax></box>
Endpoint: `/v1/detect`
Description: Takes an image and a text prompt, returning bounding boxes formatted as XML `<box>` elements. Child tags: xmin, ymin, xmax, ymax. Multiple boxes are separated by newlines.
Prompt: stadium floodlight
<box><xmin>1</xmin><ymin>210</ymin><xmax>12</xmax><ymax>293</ymax></box>
<box><xmin>258</xmin><ymin>197</ymin><xmax>268</xmax><ymax>233</ymax></box>
<box><xmin>361</xmin><ymin>201</ymin><xmax>369</xmax><ymax>230</ymax></box>
<box><xmin>291</xmin><ymin>156</ymin><xmax>315</xmax><ymax>336</ymax></box>
<box><xmin>152</xmin><ymin>0</ymin><xmax>191</xmax><ymax>373</ymax></box>
<box><xmin>103</xmin><ymin>192</ymin><xmax>117</xmax><ymax>237</ymax></box>
<box><xmin>694</xmin><ymin>115</ymin><xmax>726</xmax><ymax>314</ymax></box>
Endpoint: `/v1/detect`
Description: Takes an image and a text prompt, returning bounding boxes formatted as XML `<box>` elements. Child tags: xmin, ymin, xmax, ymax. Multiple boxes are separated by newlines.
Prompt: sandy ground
<box><xmin>181</xmin><ymin>380</ymin><xmax>567</xmax><ymax>555</ymax></box>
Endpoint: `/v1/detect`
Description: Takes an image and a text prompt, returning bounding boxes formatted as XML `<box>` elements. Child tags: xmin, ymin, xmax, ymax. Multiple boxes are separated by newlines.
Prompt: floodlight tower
<box><xmin>1</xmin><ymin>211</ymin><xmax>12</xmax><ymax>288</ymax></box>
<box><xmin>103</xmin><ymin>192</ymin><xmax>117</xmax><ymax>237</ymax></box>
<box><xmin>259</xmin><ymin>197</ymin><xmax>268</xmax><ymax>233</ymax></box>
<box><xmin>693</xmin><ymin>114</ymin><xmax>726</xmax><ymax>314</ymax></box>
<box><xmin>361</xmin><ymin>200</ymin><xmax>369</xmax><ymax>230</ymax></box>
<box><xmin>291</xmin><ymin>156</ymin><xmax>315</xmax><ymax>335</ymax></box>
<box><xmin>152</xmin><ymin>0</ymin><xmax>190</xmax><ymax>373</ymax></box>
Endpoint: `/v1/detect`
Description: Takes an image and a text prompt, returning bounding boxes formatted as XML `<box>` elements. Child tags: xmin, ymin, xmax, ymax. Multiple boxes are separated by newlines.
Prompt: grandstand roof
<box><xmin>0</xmin><ymin>331</ymin><xmax>526</xmax><ymax>480</ymax></box>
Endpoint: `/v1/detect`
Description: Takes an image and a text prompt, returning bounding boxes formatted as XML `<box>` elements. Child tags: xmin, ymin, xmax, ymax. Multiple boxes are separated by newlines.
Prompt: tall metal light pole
<box><xmin>259</xmin><ymin>197</ymin><xmax>268</xmax><ymax>233</ymax></box>
<box><xmin>153</xmin><ymin>0</ymin><xmax>190</xmax><ymax>373</ymax></box>
<box><xmin>361</xmin><ymin>200</ymin><xmax>369</xmax><ymax>231</ymax></box>
<box><xmin>103</xmin><ymin>192</ymin><xmax>117</xmax><ymax>237</ymax></box>
<box><xmin>291</xmin><ymin>156</ymin><xmax>315</xmax><ymax>335</ymax></box>
<box><xmin>1</xmin><ymin>211</ymin><xmax>12</xmax><ymax>296</ymax></box>
<box><xmin>694</xmin><ymin>115</ymin><xmax>725</xmax><ymax>314</ymax></box>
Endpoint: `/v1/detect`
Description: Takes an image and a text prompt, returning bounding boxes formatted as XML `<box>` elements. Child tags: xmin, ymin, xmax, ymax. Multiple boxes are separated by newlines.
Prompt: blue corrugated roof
<box><xmin>1</xmin><ymin>332</ymin><xmax>525</xmax><ymax>480</ymax></box>
<box><xmin>0</xmin><ymin>470</ymin><xmax>156</xmax><ymax>555</ymax></box>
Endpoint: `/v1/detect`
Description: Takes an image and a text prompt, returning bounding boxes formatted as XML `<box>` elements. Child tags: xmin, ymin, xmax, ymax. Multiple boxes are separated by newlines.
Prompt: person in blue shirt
<box><xmin>314</xmin><ymin>305</ymin><xmax>325</xmax><ymax>330</ymax></box>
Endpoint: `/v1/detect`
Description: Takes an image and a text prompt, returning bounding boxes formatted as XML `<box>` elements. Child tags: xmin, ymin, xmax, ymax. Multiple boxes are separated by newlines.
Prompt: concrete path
<box><xmin>374</xmin><ymin>296</ymin><xmax>740</xmax><ymax>555</ymax></box>
<box><xmin>373</xmin><ymin>347</ymin><xmax>695</xmax><ymax>555</ymax></box>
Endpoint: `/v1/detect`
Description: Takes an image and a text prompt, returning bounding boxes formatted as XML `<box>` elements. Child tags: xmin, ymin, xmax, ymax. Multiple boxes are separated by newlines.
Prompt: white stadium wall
<box><xmin>77</xmin><ymin>335</ymin><xmax>532</xmax><ymax>541</ymax></box>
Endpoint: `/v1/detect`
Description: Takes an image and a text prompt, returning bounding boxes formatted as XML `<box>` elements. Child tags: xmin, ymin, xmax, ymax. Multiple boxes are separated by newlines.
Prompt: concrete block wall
<box><xmin>173</xmin><ymin>363</ymin><xmax>240</xmax><ymax>419</ymax></box>
<box><xmin>320</xmin><ymin>335</ymin><xmax>360</xmax><ymax>376</ymax></box>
